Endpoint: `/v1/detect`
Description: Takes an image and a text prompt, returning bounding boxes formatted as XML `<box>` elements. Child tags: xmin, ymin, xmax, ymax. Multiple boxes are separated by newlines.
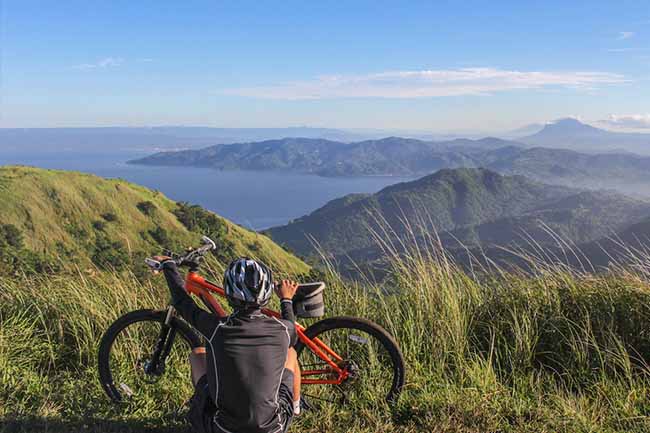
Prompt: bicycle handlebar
<box><xmin>145</xmin><ymin>235</ymin><xmax>217</xmax><ymax>271</ymax></box>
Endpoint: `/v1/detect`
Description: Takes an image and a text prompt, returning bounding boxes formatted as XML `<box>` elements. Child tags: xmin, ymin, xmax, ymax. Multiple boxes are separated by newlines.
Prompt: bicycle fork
<box><xmin>144</xmin><ymin>306</ymin><xmax>177</xmax><ymax>376</ymax></box>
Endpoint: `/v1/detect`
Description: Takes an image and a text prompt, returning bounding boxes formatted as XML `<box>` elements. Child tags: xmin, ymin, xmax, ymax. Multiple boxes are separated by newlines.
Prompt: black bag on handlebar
<box><xmin>292</xmin><ymin>282</ymin><xmax>325</xmax><ymax>318</ymax></box>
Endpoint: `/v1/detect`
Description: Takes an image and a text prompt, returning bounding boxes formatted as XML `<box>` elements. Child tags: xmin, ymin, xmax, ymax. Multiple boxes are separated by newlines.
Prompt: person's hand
<box><xmin>151</xmin><ymin>255</ymin><xmax>171</xmax><ymax>274</ymax></box>
<box><xmin>275</xmin><ymin>280</ymin><xmax>299</xmax><ymax>300</ymax></box>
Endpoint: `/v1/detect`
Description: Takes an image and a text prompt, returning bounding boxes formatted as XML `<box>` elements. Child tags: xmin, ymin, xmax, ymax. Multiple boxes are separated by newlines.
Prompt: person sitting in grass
<box><xmin>155</xmin><ymin>255</ymin><xmax>301</xmax><ymax>433</ymax></box>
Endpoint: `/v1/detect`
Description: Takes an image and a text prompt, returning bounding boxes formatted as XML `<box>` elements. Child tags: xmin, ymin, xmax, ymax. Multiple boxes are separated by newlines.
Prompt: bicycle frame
<box><xmin>184</xmin><ymin>271</ymin><xmax>349</xmax><ymax>385</ymax></box>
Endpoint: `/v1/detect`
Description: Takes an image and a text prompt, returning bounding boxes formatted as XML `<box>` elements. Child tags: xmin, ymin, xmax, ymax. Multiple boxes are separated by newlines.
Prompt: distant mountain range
<box><xmin>3</xmin><ymin>118</ymin><xmax>649</xmax><ymax>156</ymax></box>
<box><xmin>265</xmin><ymin>168</ymin><xmax>650</xmax><ymax>270</ymax></box>
<box><xmin>130</xmin><ymin>136</ymin><xmax>521</xmax><ymax>176</ymax></box>
<box><xmin>0</xmin><ymin>126</ymin><xmax>485</xmax><ymax>156</ymax></box>
<box><xmin>0</xmin><ymin>127</ymin><xmax>374</xmax><ymax>155</ymax></box>
<box><xmin>130</xmin><ymin>131</ymin><xmax>650</xmax><ymax>197</ymax></box>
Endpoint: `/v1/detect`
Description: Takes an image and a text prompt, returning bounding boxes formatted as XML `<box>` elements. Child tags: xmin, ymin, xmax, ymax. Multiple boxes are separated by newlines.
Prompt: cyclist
<box><xmin>155</xmin><ymin>255</ymin><xmax>301</xmax><ymax>433</ymax></box>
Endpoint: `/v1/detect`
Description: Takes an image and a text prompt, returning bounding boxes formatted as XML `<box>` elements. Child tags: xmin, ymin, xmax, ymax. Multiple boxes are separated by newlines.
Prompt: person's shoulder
<box><xmin>261</xmin><ymin>315</ymin><xmax>294</xmax><ymax>332</ymax></box>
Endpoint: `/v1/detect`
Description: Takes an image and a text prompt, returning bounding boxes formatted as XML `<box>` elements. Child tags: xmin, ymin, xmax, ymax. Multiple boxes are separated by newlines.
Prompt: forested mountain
<box><xmin>128</xmin><ymin>136</ymin><xmax>521</xmax><ymax>176</ymax></box>
<box><xmin>265</xmin><ymin>168</ymin><xmax>650</xmax><ymax>266</ymax></box>
<box><xmin>484</xmin><ymin>146</ymin><xmax>650</xmax><ymax>193</ymax></box>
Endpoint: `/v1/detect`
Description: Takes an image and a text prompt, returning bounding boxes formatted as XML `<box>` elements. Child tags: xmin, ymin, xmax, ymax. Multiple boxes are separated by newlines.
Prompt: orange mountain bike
<box><xmin>98</xmin><ymin>236</ymin><xmax>405</xmax><ymax>408</ymax></box>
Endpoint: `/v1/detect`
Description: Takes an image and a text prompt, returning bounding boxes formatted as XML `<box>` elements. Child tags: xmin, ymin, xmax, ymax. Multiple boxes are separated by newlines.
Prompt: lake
<box><xmin>0</xmin><ymin>152</ymin><xmax>415</xmax><ymax>229</ymax></box>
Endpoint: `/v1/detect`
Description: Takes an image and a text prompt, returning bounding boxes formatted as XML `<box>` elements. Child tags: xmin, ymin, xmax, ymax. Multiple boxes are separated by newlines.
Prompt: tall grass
<box><xmin>2</xmin><ymin>235</ymin><xmax>650</xmax><ymax>432</ymax></box>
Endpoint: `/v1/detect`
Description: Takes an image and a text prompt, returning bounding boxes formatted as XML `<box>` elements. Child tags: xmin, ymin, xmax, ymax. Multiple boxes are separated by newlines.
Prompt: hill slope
<box><xmin>266</xmin><ymin>168</ymin><xmax>650</xmax><ymax>264</ymax></box>
<box><xmin>0</xmin><ymin>165</ymin><xmax>309</xmax><ymax>275</ymax></box>
<box><xmin>484</xmin><ymin>146</ymin><xmax>650</xmax><ymax>194</ymax></box>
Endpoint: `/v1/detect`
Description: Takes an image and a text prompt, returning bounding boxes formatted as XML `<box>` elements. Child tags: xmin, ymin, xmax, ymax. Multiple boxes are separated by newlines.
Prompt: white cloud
<box><xmin>599</xmin><ymin>114</ymin><xmax>650</xmax><ymax>129</ymax></box>
<box><xmin>73</xmin><ymin>57</ymin><xmax>124</xmax><ymax>70</ymax></box>
<box><xmin>618</xmin><ymin>31</ymin><xmax>635</xmax><ymax>40</ymax></box>
<box><xmin>223</xmin><ymin>68</ymin><xmax>628</xmax><ymax>100</ymax></box>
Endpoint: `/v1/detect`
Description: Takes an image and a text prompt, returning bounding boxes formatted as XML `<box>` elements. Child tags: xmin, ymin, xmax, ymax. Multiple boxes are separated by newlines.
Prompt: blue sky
<box><xmin>1</xmin><ymin>0</ymin><xmax>649</xmax><ymax>131</ymax></box>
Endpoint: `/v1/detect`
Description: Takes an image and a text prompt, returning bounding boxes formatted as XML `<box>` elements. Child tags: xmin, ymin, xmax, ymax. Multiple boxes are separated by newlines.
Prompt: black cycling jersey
<box><xmin>163</xmin><ymin>262</ymin><xmax>297</xmax><ymax>433</ymax></box>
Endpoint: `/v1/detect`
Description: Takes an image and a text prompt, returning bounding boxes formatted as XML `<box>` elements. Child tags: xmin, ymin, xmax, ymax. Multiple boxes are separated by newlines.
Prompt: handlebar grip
<box><xmin>147</xmin><ymin>236</ymin><xmax>215</xmax><ymax>271</ymax></box>
<box><xmin>144</xmin><ymin>258</ymin><xmax>163</xmax><ymax>271</ymax></box>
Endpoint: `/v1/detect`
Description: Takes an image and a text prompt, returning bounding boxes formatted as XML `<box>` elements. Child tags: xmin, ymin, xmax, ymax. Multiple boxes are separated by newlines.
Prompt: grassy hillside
<box><xmin>2</xmin><ymin>238</ymin><xmax>650</xmax><ymax>432</ymax></box>
<box><xmin>266</xmin><ymin>168</ymin><xmax>650</xmax><ymax>266</ymax></box>
<box><xmin>0</xmin><ymin>165</ymin><xmax>308</xmax><ymax>276</ymax></box>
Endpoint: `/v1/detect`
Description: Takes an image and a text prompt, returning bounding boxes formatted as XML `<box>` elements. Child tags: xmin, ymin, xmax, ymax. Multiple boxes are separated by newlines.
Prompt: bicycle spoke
<box><xmin>299</xmin><ymin>326</ymin><xmax>395</xmax><ymax>406</ymax></box>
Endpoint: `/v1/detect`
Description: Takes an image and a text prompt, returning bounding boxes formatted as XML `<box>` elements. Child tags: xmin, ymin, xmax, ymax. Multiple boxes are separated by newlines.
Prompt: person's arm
<box><xmin>159</xmin><ymin>259</ymin><xmax>222</xmax><ymax>338</ymax></box>
<box><xmin>280</xmin><ymin>298</ymin><xmax>295</xmax><ymax>323</ymax></box>
<box><xmin>276</xmin><ymin>280</ymin><xmax>299</xmax><ymax>346</ymax></box>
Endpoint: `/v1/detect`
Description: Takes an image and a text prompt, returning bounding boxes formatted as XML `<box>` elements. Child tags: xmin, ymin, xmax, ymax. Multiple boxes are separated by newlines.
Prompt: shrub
<box><xmin>148</xmin><ymin>226</ymin><xmax>171</xmax><ymax>247</ymax></box>
<box><xmin>173</xmin><ymin>202</ymin><xmax>235</xmax><ymax>260</ymax></box>
<box><xmin>248</xmin><ymin>240</ymin><xmax>262</xmax><ymax>252</ymax></box>
<box><xmin>173</xmin><ymin>202</ymin><xmax>224</xmax><ymax>234</ymax></box>
<box><xmin>91</xmin><ymin>235</ymin><xmax>128</xmax><ymax>270</ymax></box>
<box><xmin>64</xmin><ymin>222</ymin><xmax>88</xmax><ymax>240</ymax></box>
<box><xmin>101</xmin><ymin>212</ymin><xmax>118</xmax><ymax>222</ymax></box>
<box><xmin>1</xmin><ymin>224</ymin><xmax>23</xmax><ymax>249</ymax></box>
<box><xmin>136</xmin><ymin>201</ymin><xmax>156</xmax><ymax>216</ymax></box>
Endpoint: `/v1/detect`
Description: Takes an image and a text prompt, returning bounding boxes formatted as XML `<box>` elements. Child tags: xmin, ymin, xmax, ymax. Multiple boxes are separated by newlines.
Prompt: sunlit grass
<box><xmin>2</xmin><ymin>227</ymin><xmax>650</xmax><ymax>431</ymax></box>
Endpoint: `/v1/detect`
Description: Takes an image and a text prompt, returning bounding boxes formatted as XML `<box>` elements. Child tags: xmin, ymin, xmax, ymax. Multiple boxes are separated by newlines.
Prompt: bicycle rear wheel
<box><xmin>98</xmin><ymin>309</ymin><xmax>202</xmax><ymax>409</ymax></box>
<box><xmin>295</xmin><ymin>316</ymin><xmax>405</xmax><ymax>406</ymax></box>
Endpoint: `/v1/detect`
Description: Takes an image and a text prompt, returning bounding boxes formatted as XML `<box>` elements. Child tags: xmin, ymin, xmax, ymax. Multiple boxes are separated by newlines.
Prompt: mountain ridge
<box><xmin>265</xmin><ymin>168</ymin><xmax>650</xmax><ymax>267</ymax></box>
<box><xmin>130</xmin><ymin>135</ymin><xmax>650</xmax><ymax>197</ymax></box>
<box><xmin>127</xmin><ymin>136</ymin><xmax>523</xmax><ymax>177</ymax></box>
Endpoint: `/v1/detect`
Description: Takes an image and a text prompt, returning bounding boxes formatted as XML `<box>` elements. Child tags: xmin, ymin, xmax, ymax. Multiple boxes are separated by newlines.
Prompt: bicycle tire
<box><xmin>98</xmin><ymin>309</ymin><xmax>202</xmax><ymax>403</ymax></box>
<box><xmin>294</xmin><ymin>316</ymin><xmax>405</xmax><ymax>404</ymax></box>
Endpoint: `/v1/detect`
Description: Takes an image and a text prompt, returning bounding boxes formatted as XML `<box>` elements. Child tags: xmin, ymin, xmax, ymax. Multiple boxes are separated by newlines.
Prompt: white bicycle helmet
<box><xmin>224</xmin><ymin>257</ymin><xmax>274</xmax><ymax>308</ymax></box>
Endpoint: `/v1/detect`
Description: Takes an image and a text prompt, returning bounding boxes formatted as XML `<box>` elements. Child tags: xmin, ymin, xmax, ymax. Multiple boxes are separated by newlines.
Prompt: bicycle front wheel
<box><xmin>295</xmin><ymin>316</ymin><xmax>405</xmax><ymax>406</ymax></box>
<box><xmin>97</xmin><ymin>309</ymin><xmax>202</xmax><ymax>409</ymax></box>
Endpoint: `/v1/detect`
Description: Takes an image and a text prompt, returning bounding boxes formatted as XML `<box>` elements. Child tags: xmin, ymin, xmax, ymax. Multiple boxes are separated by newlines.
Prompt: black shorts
<box><xmin>188</xmin><ymin>370</ymin><xmax>295</xmax><ymax>433</ymax></box>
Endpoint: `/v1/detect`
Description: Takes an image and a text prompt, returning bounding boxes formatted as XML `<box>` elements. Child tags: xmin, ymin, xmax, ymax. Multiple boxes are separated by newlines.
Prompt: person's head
<box><xmin>223</xmin><ymin>257</ymin><xmax>274</xmax><ymax>309</ymax></box>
